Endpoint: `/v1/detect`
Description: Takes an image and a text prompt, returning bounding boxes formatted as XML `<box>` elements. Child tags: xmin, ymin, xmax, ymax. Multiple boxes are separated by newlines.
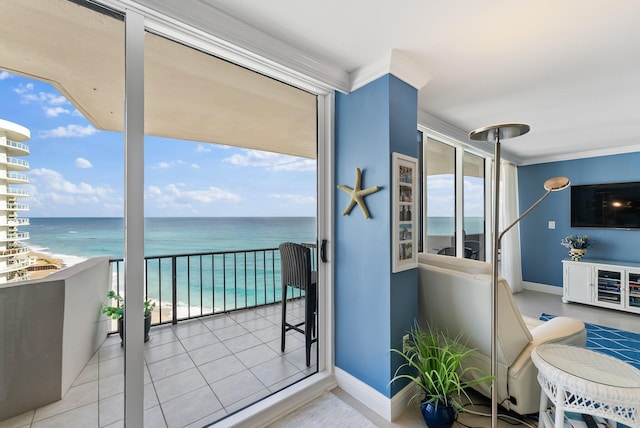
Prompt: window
<box><xmin>422</xmin><ymin>133</ymin><xmax>489</xmax><ymax>260</ymax></box>
<box><xmin>424</xmin><ymin>137</ymin><xmax>456</xmax><ymax>256</ymax></box>
<box><xmin>463</xmin><ymin>152</ymin><xmax>486</xmax><ymax>260</ymax></box>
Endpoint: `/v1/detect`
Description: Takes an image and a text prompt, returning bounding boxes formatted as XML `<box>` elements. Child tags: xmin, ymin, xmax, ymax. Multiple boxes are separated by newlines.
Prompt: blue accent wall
<box><xmin>519</xmin><ymin>152</ymin><xmax>640</xmax><ymax>287</ymax></box>
<box><xmin>335</xmin><ymin>74</ymin><xmax>418</xmax><ymax>397</ymax></box>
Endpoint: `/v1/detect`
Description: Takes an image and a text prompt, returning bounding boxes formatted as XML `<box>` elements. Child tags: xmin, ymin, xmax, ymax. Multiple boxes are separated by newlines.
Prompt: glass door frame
<box><xmin>110</xmin><ymin>3</ymin><xmax>335</xmax><ymax>425</ymax></box>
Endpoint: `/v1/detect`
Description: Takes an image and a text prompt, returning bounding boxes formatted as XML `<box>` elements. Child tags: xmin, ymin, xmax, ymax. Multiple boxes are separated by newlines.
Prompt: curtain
<box><xmin>499</xmin><ymin>162</ymin><xmax>523</xmax><ymax>293</ymax></box>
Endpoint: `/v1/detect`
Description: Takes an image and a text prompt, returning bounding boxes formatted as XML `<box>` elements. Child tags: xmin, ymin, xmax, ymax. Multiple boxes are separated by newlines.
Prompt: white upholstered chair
<box><xmin>417</xmin><ymin>252</ymin><xmax>587</xmax><ymax>415</ymax></box>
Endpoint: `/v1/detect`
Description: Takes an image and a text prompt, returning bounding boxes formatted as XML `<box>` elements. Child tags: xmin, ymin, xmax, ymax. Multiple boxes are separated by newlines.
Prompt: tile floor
<box><xmin>2</xmin><ymin>289</ymin><xmax>637</xmax><ymax>428</ymax></box>
<box><xmin>0</xmin><ymin>299</ymin><xmax>316</xmax><ymax>428</ymax></box>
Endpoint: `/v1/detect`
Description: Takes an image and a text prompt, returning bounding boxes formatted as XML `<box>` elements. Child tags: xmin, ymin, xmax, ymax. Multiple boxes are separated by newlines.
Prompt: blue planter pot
<box><xmin>420</xmin><ymin>401</ymin><xmax>456</xmax><ymax>428</ymax></box>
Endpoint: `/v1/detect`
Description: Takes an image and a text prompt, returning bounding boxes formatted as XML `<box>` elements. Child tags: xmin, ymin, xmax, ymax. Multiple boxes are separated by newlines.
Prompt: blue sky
<box><xmin>0</xmin><ymin>71</ymin><xmax>316</xmax><ymax>217</ymax></box>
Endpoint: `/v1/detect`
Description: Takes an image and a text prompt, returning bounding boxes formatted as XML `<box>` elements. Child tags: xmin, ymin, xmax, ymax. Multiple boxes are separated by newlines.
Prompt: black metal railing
<box><xmin>109</xmin><ymin>245</ymin><xmax>316</xmax><ymax>327</ymax></box>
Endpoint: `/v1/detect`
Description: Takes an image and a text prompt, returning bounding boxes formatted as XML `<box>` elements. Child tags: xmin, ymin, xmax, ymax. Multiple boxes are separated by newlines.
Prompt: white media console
<box><xmin>563</xmin><ymin>259</ymin><xmax>640</xmax><ymax>314</ymax></box>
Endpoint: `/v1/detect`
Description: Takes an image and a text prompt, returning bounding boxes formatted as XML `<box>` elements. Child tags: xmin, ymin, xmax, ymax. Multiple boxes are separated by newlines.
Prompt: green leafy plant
<box><xmin>101</xmin><ymin>290</ymin><xmax>156</xmax><ymax>320</ymax></box>
<box><xmin>391</xmin><ymin>323</ymin><xmax>492</xmax><ymax>410</ymax></box>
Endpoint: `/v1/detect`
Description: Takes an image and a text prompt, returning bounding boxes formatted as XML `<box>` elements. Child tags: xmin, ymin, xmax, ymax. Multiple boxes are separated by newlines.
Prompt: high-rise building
<box><xmin>0</xmin><ymin>119</ymin><xmax>31</xmax><ymax>283</ymax></box>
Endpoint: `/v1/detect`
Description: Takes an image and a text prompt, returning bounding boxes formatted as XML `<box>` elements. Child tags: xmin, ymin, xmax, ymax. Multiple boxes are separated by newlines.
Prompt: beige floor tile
<box><xmin>32</xmin><ymin>381</ymin><xmax>98</xmax><ymax>422</ymax></box>
<box><xmin>198</xmin><ymin>355</ymin><xmax>245</xmax><ymax>384</ymax></box>
<box><xmin>212</xmin><ymin>371</ymin><xmax>266</xmax><ymax>408</ymax></box>
<box><xmin>154</xmin><ymin>367</ymin><xmax>207</xmax><ymax>404</ymax></box>
<box><xmin>161</xmin><ymin>386</ymin><xmax>223</xmax><ymax>428</ymax></box>
<box><xmin>147</xmin><ymin>353</ymin><xmax>194</xmax><ymax>381</ymax></box>
<box><xmin>32</xmin><ymin>402</ymin><xmax>98</xmax><ymax>428</ymax></box>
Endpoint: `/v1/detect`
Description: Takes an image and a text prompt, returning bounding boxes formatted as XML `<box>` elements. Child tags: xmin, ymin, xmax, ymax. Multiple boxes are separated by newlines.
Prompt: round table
<box><xmin>531</xmin><ymin>343</ymin><xmax>640</xmax><ymax>428</ymax></box>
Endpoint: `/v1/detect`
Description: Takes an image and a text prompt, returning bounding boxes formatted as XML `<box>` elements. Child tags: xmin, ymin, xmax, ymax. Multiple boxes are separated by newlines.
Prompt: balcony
<box><xmin>0</xmin><ymin>231</ymin><xmax>29</xmax><ymax>241</ymax></box>
<box><xmin>0</xmin><ymin>248</ymin><xmax>317</xmax><ymax>426</ymax></box>
<box><xmin>2</xmin><ymin>139</ymin><xmax>30</xmax><ymax>155</ymax></box>
<box><xmin>2</xmin><ymin>187</ymin><xmax>29</xmax><ymax>197</ymax></box>
<box><xmin>0</xmin><ymin>246</ymin><xmax>30</xmax><ymax>257</ymax></box>
<box><xmin>0</xmin><ymin>202</ymin><xmax>29</xmax><ymax>211</ymax></box>
<box><xmin>0</xmin><ymin>171</ymin><xmax>29</xmax><ymax>184</ymax></box>
<box><xmin>1</xmin><ymin>218</ymin><xmax>30</xmax><ymax>227</ymax></box>
<box><xmin>1</xmin><ymin>156</ymin><xmax>29</xmax><ymax>170</ymax></box>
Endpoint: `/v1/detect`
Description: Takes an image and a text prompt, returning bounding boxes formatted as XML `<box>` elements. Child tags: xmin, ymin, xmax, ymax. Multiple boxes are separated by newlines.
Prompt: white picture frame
<box><xmin>392</xmin><ymin>152</ymin><xmax>418</xmax><ymax>273</ymax></box>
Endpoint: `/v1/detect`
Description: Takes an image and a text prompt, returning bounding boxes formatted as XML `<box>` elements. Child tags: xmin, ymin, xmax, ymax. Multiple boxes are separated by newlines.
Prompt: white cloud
<box><xmin>191</xmin><ymin>163</ymin><xmax>200</xmax><ymax>169</ymax></box>
<box><xmin>28</xmin><ymin>168</ymin><xmax>115</xmax><ymax>210</ymax></box>
<box><xmin>0</xmin><ymin>71</ymin><xmax>12</xmax><ymax>80</ymax></box>
<box><xmin>268</xmin><ymin>193</ymin><xmax>316</xmax><ymax>205</ymax></box>
<box><xmin>39</xmin><ymin>124</ymin><xmax>97</xmax><ymax>138</ymax></box>
<box><xmin>146</xmin><ymin>183</ymin><xmax>241</xmax><ymax>208</ymax></box>
<box><xmin>224</xmin><ymin>150</ymin><xmax>316</xmax><ymax>171</ymax></box>
<box><xmin>75</xmin><ymin>158</ymin><xmax>93</xmax><ymax>168</ymax></box>
<box><xmin>195</xmin><ymin>144</ymin><xmax>211</xmax><ymax>153</ymax></box>
<box><xmin>14</xmin><ymin>83</ymin><xmax>33</xmax><ymax>95</ymax></box>
<box><xmin>45</xmin><ymin>106</ymin><xmax>71</xmax><ymax>117</ymax></box>
<box><xmin>151</xmin><ymin>160</ymin><xmax>185</xmax><ymax>169</ymax></box>
<box><xmin>13</xmin><ymin>83</ymin><xmax>75</xmax><ymax>117</ymax></box>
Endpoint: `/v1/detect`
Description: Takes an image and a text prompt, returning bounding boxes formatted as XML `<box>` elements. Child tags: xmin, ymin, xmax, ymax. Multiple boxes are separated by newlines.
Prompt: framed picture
<box><xmin>392</xmin><ymin>152</ymin><xmax>418</xmax><ymax>272</ymax></box>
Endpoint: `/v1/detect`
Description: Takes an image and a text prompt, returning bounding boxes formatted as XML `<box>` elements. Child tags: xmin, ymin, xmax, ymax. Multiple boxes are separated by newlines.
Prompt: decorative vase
<box><xmin>569</xmin><ymin>248</ymin><xmax>586</xmax><ymax>261</ymax></box>
<box><xmin>420</xmin><ymin>401</ymin><xmax>456</xmax><ymax>428</ymax></box>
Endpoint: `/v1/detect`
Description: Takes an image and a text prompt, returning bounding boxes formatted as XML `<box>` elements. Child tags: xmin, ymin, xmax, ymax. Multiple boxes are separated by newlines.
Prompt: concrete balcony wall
<box><xmin>0</xmin><ymin>257</ymin><xmax>111</xmax><ymax>420</ymax></box>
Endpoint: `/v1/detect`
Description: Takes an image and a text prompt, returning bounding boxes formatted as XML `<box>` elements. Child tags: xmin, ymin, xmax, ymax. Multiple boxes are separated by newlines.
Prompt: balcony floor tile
<box><xmin>5</xmin><ymin>302</ymin><xmax>317</xmax><ymax>428</ymax></box>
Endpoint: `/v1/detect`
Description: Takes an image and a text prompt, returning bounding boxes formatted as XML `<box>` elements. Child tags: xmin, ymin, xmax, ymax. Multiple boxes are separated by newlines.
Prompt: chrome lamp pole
<box><xmin>469</xmin><ymin>123</ymin><xmax>571</xmax><ymax>428</ymax></box>
<box><xmin>469</xmin><ymin>123</ymin><xmax>530</xmax><ymax>428</ymax></box>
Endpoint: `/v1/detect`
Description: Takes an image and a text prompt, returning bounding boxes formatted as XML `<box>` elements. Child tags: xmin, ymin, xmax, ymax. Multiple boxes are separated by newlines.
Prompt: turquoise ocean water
<box><xmin>28</xmin><ymin>217</ymin><xmax>316</xmax><ymax>260</ymax></box>
<box><xmin>27</xmin><ymin>217</ymin><xmax>317</xmax><ymax>313</ymax></box>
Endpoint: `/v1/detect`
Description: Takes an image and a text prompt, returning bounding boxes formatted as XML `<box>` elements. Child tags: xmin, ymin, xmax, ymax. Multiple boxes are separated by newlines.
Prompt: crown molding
<box><xmin>350</xmin><ymin>50</ymin><xmax>432</xmax><ymax>92</ymax></box>
<box><xmin>520</xmin><ymin>143</ymin><xmax>640</xmax><ymax>166</ymax></box>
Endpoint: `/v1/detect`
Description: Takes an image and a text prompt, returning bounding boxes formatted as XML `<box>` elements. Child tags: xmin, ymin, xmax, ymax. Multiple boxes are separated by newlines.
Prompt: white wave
<box><xmin>26</xmin><ymin>244</ymin><xmax>87</xmax><ymax>268</ymax></box>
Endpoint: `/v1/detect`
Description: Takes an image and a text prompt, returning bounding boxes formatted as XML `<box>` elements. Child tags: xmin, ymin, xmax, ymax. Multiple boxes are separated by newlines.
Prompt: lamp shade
<box><xmin>469</xmin><ymin>123</ymin><xmax>530</xmax><ymax>142</ymax></box>
<box><xmin>544</xmin><ymin>176</ymin><xmax>570</xmax><ymax>192</ymax></box>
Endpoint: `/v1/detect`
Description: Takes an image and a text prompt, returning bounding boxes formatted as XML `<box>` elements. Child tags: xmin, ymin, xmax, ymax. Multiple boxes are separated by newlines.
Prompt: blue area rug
<box><xmin>540</xmin><ymin>313</ymin><xmax>640</xmax><ymax>370</ymax></box>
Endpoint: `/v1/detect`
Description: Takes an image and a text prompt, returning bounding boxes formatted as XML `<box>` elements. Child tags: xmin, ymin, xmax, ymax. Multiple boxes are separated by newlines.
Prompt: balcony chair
<box><xmin>437</xmin><ymin>246</ymin><xmax>474</xmax><ymax>259</ymax></box>
<box><xmin>279</xmin><ymin>242</ymin><xmax>317</xmax><ymax>366</ymax></box>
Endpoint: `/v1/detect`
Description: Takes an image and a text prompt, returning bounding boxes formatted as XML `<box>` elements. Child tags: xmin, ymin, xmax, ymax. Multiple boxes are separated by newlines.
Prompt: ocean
<box><xmin>27</xmin><ymin>217</ymin><xmax>318</xmax><ymax>315</ymax></box>
<box><xmin>27</xmin><ymin>217</ymin><xmax>317</xmax><ymax>264</ymax></box>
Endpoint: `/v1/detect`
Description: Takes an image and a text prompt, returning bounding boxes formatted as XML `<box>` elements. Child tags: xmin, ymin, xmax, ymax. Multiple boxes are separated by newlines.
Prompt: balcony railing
<box><xmin>3</xmin><ymin>139</ymin><xmax>30</xmax><ymax>154</ymax></box>
<box><xmin>109</xmin><ymin>245</ymin><xmax>316</xmax><ymax>327</ymax></box>
<box><xmin>3</xmin><ymin>157</ymin><xmax>29</xmax><ymax>169</ymax></box>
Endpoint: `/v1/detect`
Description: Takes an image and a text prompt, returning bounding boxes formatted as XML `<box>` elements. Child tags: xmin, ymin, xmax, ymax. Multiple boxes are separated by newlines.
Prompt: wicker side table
<box><xmin>531</xmin><ymin>343</ymin><xmax>640</xmax><ymax>428</ymax></box>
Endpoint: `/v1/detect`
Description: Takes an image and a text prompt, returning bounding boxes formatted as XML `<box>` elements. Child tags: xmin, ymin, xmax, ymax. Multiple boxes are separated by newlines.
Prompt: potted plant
<box><xmin>391</xmin><ymin>323</ymin><xmax>492</xmax><ymax>428</ymax></box>
<box><xmin>561</xmin><ymin>234</ymin><xmax>592</xmax><ymax>261</ymax></box>
<box><xmin>102</xmin><ymin>290</ymin><xmax>156</xmax><ymax>344</ymax></box>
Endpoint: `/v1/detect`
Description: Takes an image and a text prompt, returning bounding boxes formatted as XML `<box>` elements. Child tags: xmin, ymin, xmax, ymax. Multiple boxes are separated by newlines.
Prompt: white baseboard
<box><xmin>334</xmin><ymin>366</ymin><xmax>417</xmax><ymax>421</ymax></box>
<box><xmin>523</xmin><ymin>281</ymin><xmax>563</xmax><ymax>296</ymax></box>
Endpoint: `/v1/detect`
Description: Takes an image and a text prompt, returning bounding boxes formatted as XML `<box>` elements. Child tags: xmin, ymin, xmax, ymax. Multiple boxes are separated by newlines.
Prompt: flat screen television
<box><xmin>571</xmin><ymin>181</ymin><xmax>640</xmax><ymax>229</ymax></box>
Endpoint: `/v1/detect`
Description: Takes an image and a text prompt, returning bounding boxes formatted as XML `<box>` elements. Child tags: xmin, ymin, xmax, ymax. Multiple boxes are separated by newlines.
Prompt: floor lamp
<box><xmin>469</xmin><ymin>123</ymin><xmax>570</xmax><ymax>428</ymax></box>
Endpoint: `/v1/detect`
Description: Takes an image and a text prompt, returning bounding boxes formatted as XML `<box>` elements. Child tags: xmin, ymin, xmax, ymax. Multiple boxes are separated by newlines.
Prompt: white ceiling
<box><xmin>191</xmin><ymin>0</ymin><xmax>640</xmax><ymax>164</ymax></box>
<box><xmin>5</xmin><ymin>0</ymin><xmax>639</xmax><ymax>164</ymax></box>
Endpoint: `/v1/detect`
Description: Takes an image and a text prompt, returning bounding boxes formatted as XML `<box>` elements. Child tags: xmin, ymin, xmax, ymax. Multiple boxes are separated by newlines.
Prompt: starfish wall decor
<box><xmin>337</xmin><ymin>168</ymin><xmax>381</xmax><ymax>219</ymax></box>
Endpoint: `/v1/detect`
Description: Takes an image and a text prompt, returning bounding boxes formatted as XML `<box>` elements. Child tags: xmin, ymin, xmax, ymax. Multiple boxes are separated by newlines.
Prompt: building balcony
<box><xmin>0</xmin><ymin>231</ymin><xmax>29</xmax><ymax>241</ymax></box>
<box><xmin>0</xmin><ymin>257</ymin><xmax>32</xmax><ymax>273</ymax></box>
<box><xmin>2</xmin><ymin>139</ymin><xmax>30</xmax><ymax>156</ymax></box>
<box><xmin>0</xmin><ymin>246</ymin><xmax>30</xmax><ymax>257</ymax></box>
<box><xmin>0</xmin><ymin>203</ymin><xmax>29</xmax><ymax>211</ymax></box>
<box><xmin>0</xmin><ymin>171</ymin><xmax>29</xmax><ymax>184</ymax></box>
<box><xmin>2</xmin><ymin>218</ymin><xmax>30</xmax><ymax>227</ymax></box>
<box><xmin>1</xmin><ymin>188</ymin><xmax>29</xmax><ymax>197</ymax></box>
<box><xmin>0</xmin><ymin>156</ymin><xmax>29</xmax><ymax>170</ymax></box>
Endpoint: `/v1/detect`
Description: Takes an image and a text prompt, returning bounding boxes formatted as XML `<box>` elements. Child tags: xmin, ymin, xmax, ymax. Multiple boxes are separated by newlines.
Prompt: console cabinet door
<box><xmin>594</xmin><ymin>267</ymin><xmax>624</xmax><ymax>309</ymax></box>
<box><xmin>626</xmin><ymin>271</ymin><xmax>640</xmax><ymax>313</ymax></box>
<box><xmin>563</xmin><ymin>262</ymin><xmax>593</xmax><ymax>304</ymax></box>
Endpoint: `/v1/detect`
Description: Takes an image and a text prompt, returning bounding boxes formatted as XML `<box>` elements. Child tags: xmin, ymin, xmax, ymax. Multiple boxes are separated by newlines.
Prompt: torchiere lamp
<box><xmin>469</xmin><ymin>123</ymin><xmax>570</xmax><ymax>428</ymax></box>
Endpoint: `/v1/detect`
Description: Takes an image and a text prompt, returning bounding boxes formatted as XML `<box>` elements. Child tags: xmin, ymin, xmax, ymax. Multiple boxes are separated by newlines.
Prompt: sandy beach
<box><xmin>26</xmin><ymin>250</ymin><xmax>65</xmax><ymax>280</ymax></box>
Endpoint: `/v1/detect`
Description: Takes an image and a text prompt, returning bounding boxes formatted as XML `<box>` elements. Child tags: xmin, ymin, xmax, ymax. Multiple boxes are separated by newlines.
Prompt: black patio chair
<box><xmin>279</xmin><ymin>242</ymin><xmax>317</xmax><ymax>366</ymax></box>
